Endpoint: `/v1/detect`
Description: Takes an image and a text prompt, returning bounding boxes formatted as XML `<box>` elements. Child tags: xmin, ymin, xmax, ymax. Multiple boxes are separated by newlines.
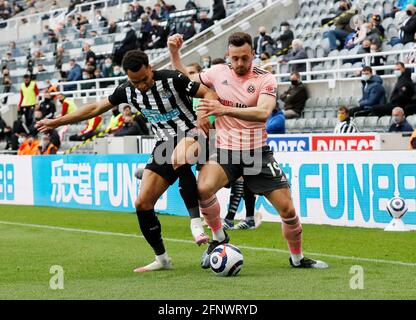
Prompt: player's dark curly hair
<box><xmin>122</xmin><ymin>50</ymin><xmax>149</xmax><ymax>73</ymax></box>
<box><xmin>228</xmin><ymin>32</ymin><xmax>253</xmax><ymax>48</ymax></box>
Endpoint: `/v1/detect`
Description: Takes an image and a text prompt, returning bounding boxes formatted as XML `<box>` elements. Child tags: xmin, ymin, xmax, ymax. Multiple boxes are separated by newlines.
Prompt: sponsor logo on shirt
<box><xmin>141</xmin><ymin>108</ymin><xmax>180</xmax><ymax>123</ymax></box>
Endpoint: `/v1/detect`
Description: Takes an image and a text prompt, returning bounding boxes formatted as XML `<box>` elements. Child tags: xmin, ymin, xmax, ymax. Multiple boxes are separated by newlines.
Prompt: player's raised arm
<box><xmin>168</xmin><ymin>34</ymin><xmax>195</xmax><ymax>79</ymax></box>
<box><xmin>36</xmin><ymin>97</ymin><xmax>114</xmax><ymax>132</ymax></box>
<box><xmin>197</xmin><ymin>93</ymin><xmax>276</xmax><ymax>122</ymax></box>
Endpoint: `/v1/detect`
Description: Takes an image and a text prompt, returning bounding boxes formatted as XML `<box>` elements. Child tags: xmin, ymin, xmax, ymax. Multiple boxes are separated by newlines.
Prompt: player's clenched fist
<box><xmin>167</xmin><ymin>34</ymin><xmax>184</xmax><ymax>53</ymax></box>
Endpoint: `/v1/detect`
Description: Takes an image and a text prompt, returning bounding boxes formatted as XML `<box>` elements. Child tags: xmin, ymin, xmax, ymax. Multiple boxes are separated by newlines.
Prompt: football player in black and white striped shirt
<box><xmin>334</xmin><ymin>106</ymin><xmax>359</xmax><ymax>134</ymax></box>
<box><xmin>37</xmin><ymin>50</ymin><xmax>218</xmax><ymax>272</ymax></box>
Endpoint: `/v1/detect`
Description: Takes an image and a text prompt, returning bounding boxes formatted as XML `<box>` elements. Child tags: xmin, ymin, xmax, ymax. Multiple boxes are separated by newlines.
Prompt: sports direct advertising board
<box><xmin>267</xmin><ymin>133</ymin><xmax>381</xmax><ymax>152</ymax></box>
<box><xmin>0</xmin><ymin>150</ymin><xmax>415</xmax><ymax>230</ymax></box>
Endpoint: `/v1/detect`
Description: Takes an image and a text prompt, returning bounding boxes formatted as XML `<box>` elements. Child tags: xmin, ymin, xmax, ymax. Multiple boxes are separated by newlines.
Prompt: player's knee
<box><xmin>197</xmin><ymin>181</ymin><xmax>215</xmax><ymax>200</ymax></box>
<box><xmin>279</xmin><ymin>203</ymin><xmax>297</xmax><ymax>219</ymax></box>
<box><xmin>135</xmin><ymin>198</ymin><xmax>154</xmax><ymax>211</ymax></box>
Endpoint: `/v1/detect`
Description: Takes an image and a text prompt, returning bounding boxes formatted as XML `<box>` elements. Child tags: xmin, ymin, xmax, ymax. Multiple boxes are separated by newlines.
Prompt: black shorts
<box><xmin>145</xmin><ymin>140</ymin><xmax>178</xmax><ymax>185</ymax></box>
<box><xmin>210</xmin><ymin>146</ymin><xmax>289</xmax><ymax>195</ymax></box>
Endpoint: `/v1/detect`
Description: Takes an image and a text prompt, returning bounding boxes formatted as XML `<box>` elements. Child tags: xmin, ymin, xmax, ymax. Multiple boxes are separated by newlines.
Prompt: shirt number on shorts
<box><xmin>267</xmin><ymin>162</ymin><xmax>281</xmax><ymax>178</ymax></box>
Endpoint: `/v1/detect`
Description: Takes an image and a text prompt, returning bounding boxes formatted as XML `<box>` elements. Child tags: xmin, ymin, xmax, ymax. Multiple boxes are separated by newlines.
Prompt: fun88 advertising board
<box><xmin>31</xmin><ymin>154</ymin><xmax>187</xmax><ymax>215</ymax></box>
<box><xmin>224</xmin><ymin>150</ymin><xmax>416</xmax><ymax>230</ymax></box>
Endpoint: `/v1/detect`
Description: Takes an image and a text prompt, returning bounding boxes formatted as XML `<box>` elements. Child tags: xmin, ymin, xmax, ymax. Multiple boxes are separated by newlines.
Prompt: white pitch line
<box><xmin>1</xmin><ymin>220</ymin><xmax>415</xmax><ymax>267</ymax></box>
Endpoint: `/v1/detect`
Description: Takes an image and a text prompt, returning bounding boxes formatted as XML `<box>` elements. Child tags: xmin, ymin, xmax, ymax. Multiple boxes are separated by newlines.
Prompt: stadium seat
<box><xmin>378</xmin><ymin>116</ymin><xmax>392</xmax><ymax>131</ymax></box>
<box><xmin>363</xmin><ymin>116</ymin><xmax>379</xmax><ymax>132</ymax></box>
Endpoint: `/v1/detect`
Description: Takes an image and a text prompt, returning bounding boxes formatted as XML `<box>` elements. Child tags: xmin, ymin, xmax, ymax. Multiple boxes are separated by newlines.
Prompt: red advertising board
<box><xmin>311</xmin><ymin>135</ymin><xmax>379</xmax><ymax>151</ymax></box>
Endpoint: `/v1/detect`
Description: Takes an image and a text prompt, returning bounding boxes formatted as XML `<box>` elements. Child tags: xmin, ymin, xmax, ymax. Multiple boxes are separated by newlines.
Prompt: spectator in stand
<box><xmin>369</xmin><ymin>43</ymin><xmax>386</xmax><ymax>75</ymax></box>
<box><xmin>212</xmin><ymin>0</ymin><xmax>226</xmax><ymax>22</ymax></box>
<box><xmin>47</xmin><ymin>29</ymin><xmax>59</xmax><ymax>44</ymax></box>
<box><xmin>0</xmin><ymin>0</ymin><xmax>12</xmax><ymax>20</ymax></box>
<box><xmin>185</xmin><ymin>0</ymin><xmax>197</xmax><ymax>10</ymax></box>
<box><xmin>106</xmin><ymin>106</ymin><xmax>124</xmax><ymax>133</ymax></box>
<box><xmin>8</xmin><ymin>41</ymin><xmax>22</xmax><ymax>57</ymax></box>
<box><xmin>78</xmin><ymin>25</ymin><xmax>87</xmax><ymax>39</ymax></box>
<box><xmin>55</xmin><ymin>46</ymin><xmax>65</xmax><ymax>73</ymax></box>
<box><xmin>260</xmin><ymin>52</ymin><xmax>273</xmax><ymax>72</ymax></box>
<box><xmin>139</xmin><ymin>13</ymin><xmax>152</xmax><ymax>50</ymax></box>
<box><xmin>275</xmin><ymin>21</ymin><xmax>294</xmax><ymax>56</ymax></box>
<box><xmin>83</xmin><ymin>42</ymin><xmax>96</xmax><ymax>69</ymax></box>
<box><xmin>113</xmin><ymin>23</ymin><xmax>137</xmax><ymax>65</ymax></box>
<box><xmin>1</xmin><ymin>66</ymin><xmax>12</xmax><ymax>104</ymax></box>
<box><xmin>390</xmin><ymin>4</ymin><xmax>416</xmax><ymax>45</ymax></box>
<box><xmin>18</xmin><ymin>74</ymin><xmax>39</xmax><ymax>126</ymax></box>
<box><xmin>31</xmin><ymin>110</ymin><xmax>61</xmax><ymax>149</ymax></box>
<box><xmin>357</xmin><ymin>39</ymin><xmax>371</xmax><ymax>54</ymax></box>
<box><xmin>95</xmin><ymin>10</ymin><xmax>108</xmax><ymax>27</ymax></box>
<box><xmin>280</xmin><ymin>72</ymin><xmax>308</xmax><ymax>119</ymax></box>
<box><xmin>57</xmin><ymin>93</ymin><xmax>78</xmax><ymax>117</ymax></box>
<box><xmin>39</xmin><ymin>91</ymin><xmax>56</xmax><ymax>119</ymax></box>
<box><xmin>108</xmin><ymin>21</ymin><xmax>117</xmax><ymax>34</ymax></box>
<box><xmin>178</xmin><ymin>19</ymin><xmax>196</xmax><ymax>41</ymax></box>
<box><xmin>371</xmin><ymin>62</ymin><xmax>414</xmax><ymax>117</ymax></box>
<box><xmin>126</xmin><ymin>3</ymin><xmax>144</xmax><ymax>22</ymax></box>
<box><xmin>17</xmin><ymin>133</ymin><xmax>40</xmax><ymax>155</ymax></box>
<box><xmin>349</xmin><ymin>66</ymin><xmax>386</xmax><ymax>117</ymax></box>
<box><xmin>0</xmin><ymin>114</ymin><xmax>12</xmax><ymax>149</ymax></box>
<box><xmin>64</xmin><ymin>59</ymin><xmax>82</xmax><ymax>91</ymax></box>
<box><xmin>266</xmin><ymin>104</ymin><xmax>285</xmax><ymax>134</ymax></box>
<box><xmin>36</xmin><ymin>133</ymin><xmax>58</xmax><ymax>155</ymax></box>
<box><xmin>279</xmin><ymin>39</ymin><xmax>308</xmax><ymax>73</ymax></box>
<box><xmin>113</xmin><ymin>105</ymin><xmax>149</xmax><ymax>136</ymax></box>
<box><xmin>371</xmin><ymin>14</ymin><xmax>385</xmax><ymax>39</ymax></box>
<box><xmin>81</xmin><ymin>70</ymin><xmax>95</xmax><ymax>90</ymax></box>
<box><xmin>147</xmin><ymin>18</ymin><xmax>169</xmax><ymax>49</ymax></box>
<box><xmin>93</xmin><ymin>69</ymin><xmax>103</xmax><ymax>80</ymax></box>
<box><xmin>410</xmin><ymin>129</ymin><xmax>416</xmax><ymax>149</ymax></box>
<box><xmin>101</xmin><ymin>57</ymin><xmax>113</xmax><ymax>78</ymax></box>
<box><xmin>112</xmin><ymin>65</ymin><xmax>125</xmax><ymax>77</ymax></box>
<box><xmin>334</xmin><ymin>106</ymin><xmax>359</xmax><ymax>133</ymax></box>
<box><xmin>388</xmin><ymin>107</ymin><xmax>414</xmax><ymax>132</ymax></box>
<box><xmin>151</xmin><ymin>3</ymin><xmax>169</xmax><ymax>20</ymax></box>
<box><xmin>45</xmin><ymin>80</ymin><xmax>58</xmax><ymax>94</ymax></box>
<box><xmin>198</xmin><ymin>11</ymin><xmax>214</xmax><ymax>32</ymax></box>
<box><xmin>253</xmin><ymin>26</ymin><xmax>275</xmax><ymax>56</ymax></box>
<box><xmin>185</xmin><ymin>62</ymin><xmax>202</xmax><ymax>76</ymax></box>
<box><xmin>201</xmin><ymin>56</ymin><xmax>211</xmax><ymax>70</ymax></box>
<box><xmin>69</xmin><ymin>116</ymin><xmax>103</xmax><ymax>141</ymax></box>
<box><xmin>323</xmin><ymin>1</ymin><xmax>355</xmax><ymax>50</ymax></box>
<box><xmin>35</xmin><ymin>63</ymin><xmax>47</xmax><ymax>73</ymax></box>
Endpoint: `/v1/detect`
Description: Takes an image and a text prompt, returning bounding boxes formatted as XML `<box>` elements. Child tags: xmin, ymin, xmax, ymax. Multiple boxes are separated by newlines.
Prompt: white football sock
<box><xmin>190</xmin><ymin>218</ymin><xmax>205</xmax><ymax>238</ymax></box>
<box><xmin>290</xmin><ymin>253</ymin><xmax>304</xmax><ymax>266</ymax></box>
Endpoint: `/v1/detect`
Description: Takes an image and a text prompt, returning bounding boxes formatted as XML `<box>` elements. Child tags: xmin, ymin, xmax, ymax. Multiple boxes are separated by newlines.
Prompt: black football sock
<box><xmin>136</xmin><ymin>209</ymin><xmax>165</xmax><ymax>256</ymax></box>
<box><xmin>225</xmin><ymin>180</ymin><xmax>244</xmax><ymax>220</ymax></box>
<box><xmin>176</xmin><ymin>164</ymin><xmax>200</xmax><ymax>219</ymax></box>
<box><xmin>243</xmin><ymin>182</ymin><xmax>256</xmax><ymax>220</ymax></box>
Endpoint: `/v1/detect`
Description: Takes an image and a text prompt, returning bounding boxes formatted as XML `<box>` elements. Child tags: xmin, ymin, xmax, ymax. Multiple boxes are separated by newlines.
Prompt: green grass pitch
<box><xmin>0</xmin><ymin>204</ymin><xmax>415</xmax><ymax>300</ymax></box>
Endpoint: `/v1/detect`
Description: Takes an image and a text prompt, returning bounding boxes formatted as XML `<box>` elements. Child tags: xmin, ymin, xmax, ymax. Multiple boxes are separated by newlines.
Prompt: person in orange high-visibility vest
<box><xmin>17</xmin><ymin>134</ymin><xmax>40</xmax><ymax>155</ymax></box>
<box><xmin>18</xmin><ymin>74</ymin><xmax>39</xmax><ymax>126</ymax></box>
<box><xmin>34</xmin><ymin>134</ymin><xmax>58</xmax><ymax>155</ymax></box>
<box><xmin>69</xmin><ymin>115</ymin><xmax>103</xmax><ymax>141</ymax></box>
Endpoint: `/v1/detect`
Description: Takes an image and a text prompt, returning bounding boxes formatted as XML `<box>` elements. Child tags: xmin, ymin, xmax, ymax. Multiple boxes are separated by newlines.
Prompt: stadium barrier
<box><xmin>1</xmin><ymin>150</ymin><xmax>415</xmax><ymax>230</ymax></box>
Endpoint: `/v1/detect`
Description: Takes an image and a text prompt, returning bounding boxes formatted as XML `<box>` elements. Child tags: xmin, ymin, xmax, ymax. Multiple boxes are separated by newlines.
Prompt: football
<box><xmin>210</xmin><ymin>244</ymin><xmax>243</xmax><ymax>277</ymax></box>
<box><xmin>387</xmin><ymin>197</ymin><xmax>408</xmax><ymax>219</ymax></box>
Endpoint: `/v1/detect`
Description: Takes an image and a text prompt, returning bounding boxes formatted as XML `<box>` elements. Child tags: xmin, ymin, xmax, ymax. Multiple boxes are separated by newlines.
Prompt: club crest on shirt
<box><xmin>159</xmin><ymin>88</ymin><xmax>173</xmax><ymax>100</ymax></box>
<box><xmin>247</xmin><ymin>84</ymin><xmax>256</xmax><ymax>94</ymax></box>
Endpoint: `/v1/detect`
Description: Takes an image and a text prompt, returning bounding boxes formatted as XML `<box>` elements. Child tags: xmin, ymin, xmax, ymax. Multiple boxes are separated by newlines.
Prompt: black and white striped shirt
<box><xmin>334</xmin><ymin>119</ymin><xmax>359</xmax><ymax>134</ymax></box>
<box><xmin>108</xmin><ymin>70</ymin><xmax>200</xmax><ymax>141</ymax></box>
